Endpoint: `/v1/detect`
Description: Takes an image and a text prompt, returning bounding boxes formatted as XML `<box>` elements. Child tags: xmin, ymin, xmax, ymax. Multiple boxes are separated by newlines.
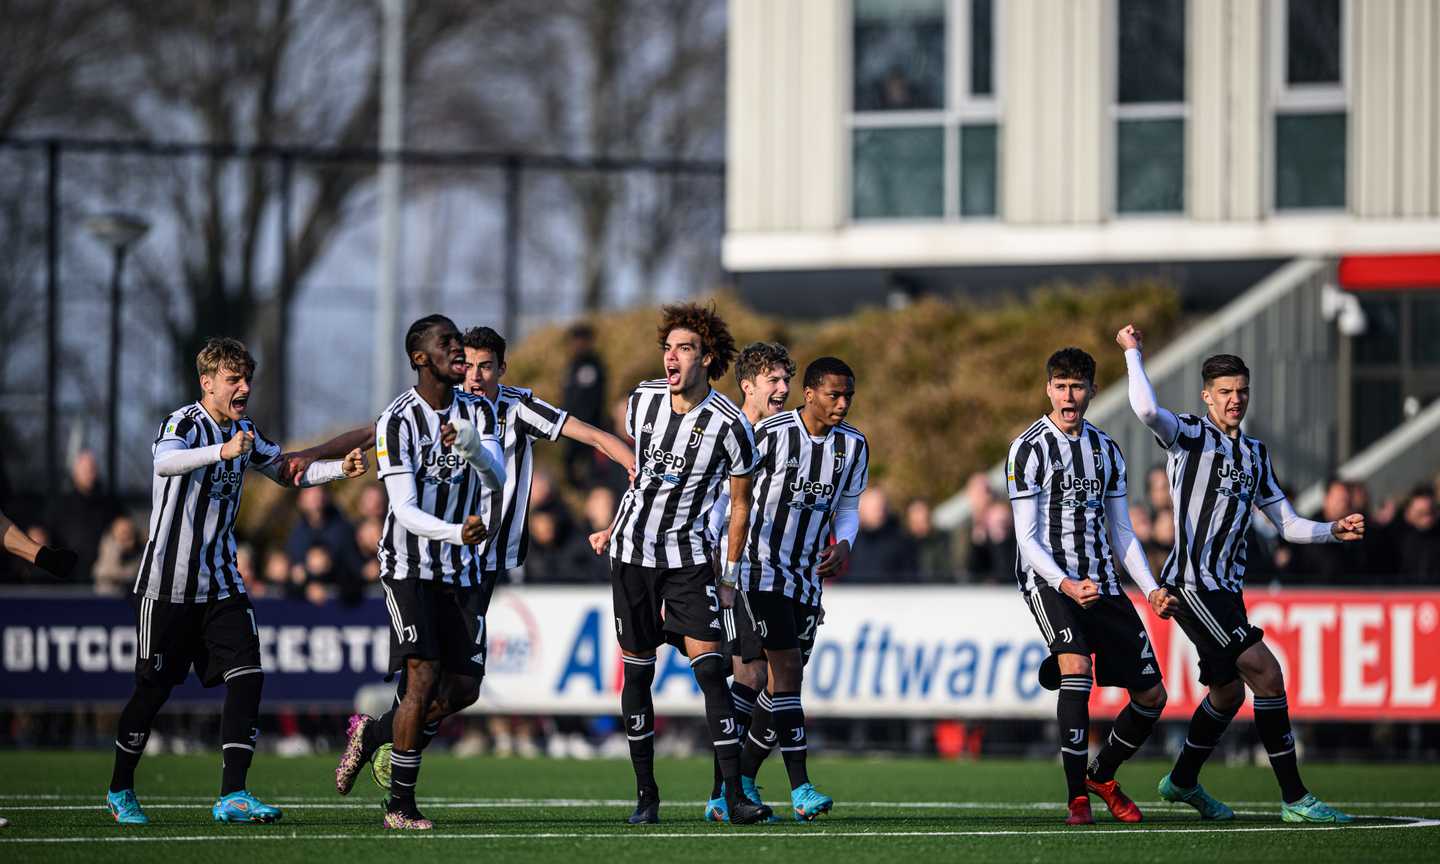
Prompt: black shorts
<box><xmin>132</xmin><ymin>593</ymin><xmax>262</xmax><ymax>688</ymax></box>
<box><xmin>1169</xmin><ymin>586</ymin><xmax>1265</xmax><ymax>686</ymax></box>
<box><xmin>1026</xmin><ymin>585</ymin><xmax>1163</xmax><ymax>691</ymax></box>
<box><xmin>380</xmin><ymin>577</ymin><xmax>495</xmax><ymax>678</ymax></box>
<box><xmin>741</xmin><ymin>590</ymin><xmax>823</xmax><ymax>663</ymax></box>
<box><xmin>724</xmin><ymin>593</ymin><xmax>766</xmax><ymax>665</ymax></box>
<box><xmin>610</xmin><ymin>560</ymin><xmax>722</xmax><ymax>652</ymax></box>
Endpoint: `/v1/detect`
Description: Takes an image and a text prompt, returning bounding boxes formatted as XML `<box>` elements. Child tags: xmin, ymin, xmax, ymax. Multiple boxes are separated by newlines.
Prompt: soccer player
<box><xmin>606</xmin><ymin>302</ymin><xmax>771</xmax><ymax>825</ymax></box>
<box><xmin>731</xmin><ymin>356</ymin><xmax>869</xmax><ymax>822</ymax></box>
<box><xmin>337</xmin><ymin>324</ymin><xmax>634</xmax><ymax>791</ymax></box>
<box><xmin>1118</xmin><ymin>324</ymin><xmax>1365</xmax><ymax>823</ymax></box>
<box><xmin>106</xmin><ymin>337</ymin><xmax>367</xmax><ymax>826</ymax></box>
<box><xmin>1006</xmin><ymin>347</ymin><xmax>1177</xmax><ymax>826</ymax></box>
<box><xmin>588</xmin><ymin>343</ymin><xmax>789</xmax><ymax>823</ymax></box>
<box><xmin>359</xmin><ymin>314</ymin><xmax>507</xmax><ymax>830</ymax></box>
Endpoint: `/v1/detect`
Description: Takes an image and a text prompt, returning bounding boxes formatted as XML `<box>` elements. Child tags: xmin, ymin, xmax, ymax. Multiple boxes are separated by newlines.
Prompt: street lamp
<box><xmin>85</xmin><ymin>212</ymin><xmax>150</xmax><ymax>496</ymax></box>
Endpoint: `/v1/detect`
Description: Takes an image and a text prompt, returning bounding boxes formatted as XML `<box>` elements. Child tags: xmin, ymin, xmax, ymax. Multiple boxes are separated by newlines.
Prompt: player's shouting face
<box><xmin>1046</xmin><ymin>375</ymin><xmax>1093</xmax><ymax>432</ymax></box>
<box><xmin>202</xmin><ymin>364</ymin><xmax>252</xmax><ymax>423</ymax></box>
<box><xmin>414</xmin><ymin>319</ymin><xmax>468</xmax><ymax>386</ymax></box>
<box><xmin>1204</xmin><ymin>375</ymin><xmax>1249</xmax><ymax>428</ymax></box>
<box><xmin>662</xmin><ymin>327</ymin><xmax>709</xmax><ymax>395</ymax></box>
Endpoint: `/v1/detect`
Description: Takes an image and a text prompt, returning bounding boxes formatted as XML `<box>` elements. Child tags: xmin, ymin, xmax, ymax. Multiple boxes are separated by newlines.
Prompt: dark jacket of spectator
<box><xmin>48</xmin><ymin>450</ymin><xmax>119</xmax><ymax>581</ymax></box>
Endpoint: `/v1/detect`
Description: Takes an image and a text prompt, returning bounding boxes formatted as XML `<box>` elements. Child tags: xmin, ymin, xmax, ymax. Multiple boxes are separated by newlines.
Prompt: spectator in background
<box><xmin>522</xmin><ymin>510</ymin><xmax>592</xmax><ymax>583</ymax></box>
<box><xmin>263</xmin><ymin>549</ymin><xmax>298</xmax><ymax>600</ymax></box>
<box><xmin>966</xmin><ymin>500</ymin><xmax>1015</xmax><ymax>584</ymax></box>
<box><xmin>294</xmin><ymin>543</ymin><xmax>349</xmax><ymax>605</ymax></box>
<box><xmin>956</xmin><ymin>472</ymin><xmax>997</xmax><ymax>571</ymax></box>
<box><xmin>357</xmin><ymin>484</ymin><xmax>387</xmax><ymax>524</ymax></box>
<box><xmin>355</xmin><ymin>518</ymin><xmax>383</xmax><ymax>583</ymax></box>
<box><xmin>1146</xmin><ymin>465</ymin><xmax>1170</xmax><ymax>514</ymax></box>
<box><xmin>528</xmin><ymin>469</ymin><xmax>576</xmax><ymax>540</ymax></box>
<box><xmin>93</xmin><ymin>514</ymin><xmax>143</xmax><ymax>595</ymax></box>
<box><xmin>580</xmin><ymin>486</ymin><xmax>617</xmax><ymax>581</ymax></box>
<box><xmin>1290</xmin><ymin>479</ymin><xmax>1372</xmax><ymax>583</ymax></box>
<box><xmin>852</xmin><ymin>487</ymin><xmax>915</xmax><ymax>582</ymax></box>
<box><xmin>285</xmin><ymin>486</ymin><xmax>363</xmax><ymax>592</ymax></box>
<box><xmin>1398</xmin><ymin>487</ymin><xmax>1440</xmax><ymax>582</ymax></box>
<box><xmin>904</xmin><ymin>497</ymin><xmax>952</xmax><ymax>582</ymax></box>
<box><xmin>1147</xmin><ymin>508</ymin><xmax>1175</xmax><ymax>577</ymax></box>
<box><xmin>48</xmin><ymin>450</ymin><xmax>119</xmax><ymax>581</ymax></box>
<box><xmin>236</xmin><ymin>543</ymin><xmax>259</xmax><ymax>594</ymax></box>
<box><xmin>562</xmin><ymin>323</ymin><xmax>608</xmax><ymax>488</ymax></box>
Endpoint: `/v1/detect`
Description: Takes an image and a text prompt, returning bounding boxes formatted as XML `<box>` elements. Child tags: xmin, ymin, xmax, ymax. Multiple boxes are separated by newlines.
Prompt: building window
<box><xmin>850</xmin><ymin>0</ymin><xmax>1000</xmax><ymax>220</ymax></box>
<box><xmin>1113</xmin><ymin>0</ymin><xmax>1186</xmax><ymax>214</ymax></box>
<box><xmin>1272</xmin><ymin>0</ymin><xmax>1346</xmax><ymax>210</ymax></box>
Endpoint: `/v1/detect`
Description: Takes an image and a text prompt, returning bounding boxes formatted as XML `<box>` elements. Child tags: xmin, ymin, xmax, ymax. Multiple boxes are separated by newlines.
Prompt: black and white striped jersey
<box><xmin>608</xmin><ymin>380</ymin><xmax>757</xmax><ymax>568</ymax></box>
<box><xmin>133</xmin><ymin>403</ymin><xmax>283</xmax><ymax>603</ymax></box>
<box><xmin>1006</xmin><ymin>415</ymin><xmax>1129</xmax><ymax>596</ymax></box>
<box><xmin>738</xmin><ymin>410</ymin><xmax>869</xmax><ymax>604</ymax></box>
<box><xmin>472</xmin><ymin>385</ymin><xmax>568</xmax><ymax>572</ymax></box>
<box><xmin>375</xmin><ymin>388</ymin><xmax>499</xmax><ymax>586</ymax></box>
<box><xmin>1154</xmin><ymin>413</ymin><xmax>1284</xmax><ymax>593</ymax></box>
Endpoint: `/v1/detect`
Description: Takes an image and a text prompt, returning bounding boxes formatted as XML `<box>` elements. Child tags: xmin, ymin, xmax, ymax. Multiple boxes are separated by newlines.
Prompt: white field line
<box><xmin>2</xmin><ymin>795</ymin><xmax>1438</xmax><ymax>808</ymax></box>
<box><xmin>2</xmin><ymin>818</ymin><xmax>1439</xmax><ymax>844</ymax></box>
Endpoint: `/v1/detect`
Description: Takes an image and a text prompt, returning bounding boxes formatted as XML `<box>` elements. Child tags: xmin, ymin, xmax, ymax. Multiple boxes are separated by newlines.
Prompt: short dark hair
<box><xmin>1409</xmin><ymin>485</ymin><xmax>1436</xmax><ymax>503</ymax></box>
<box><xmin>463</xmin><ymin>326</ymin><xmax>507</xmax><ymax>365</ymax></box>
<box><xmin>1201</xmin><ymin>353</ymin><xmax>1250</xmax><ymax>386</ymax></box>
<box><xmin>734</xmin><ymin>342</ymin><xmax>796</xmax><ymax>389</ymax></box>
<box><xmin>657</xmin><ymin>302</ymin><xmax>736</xmax><ymax>382</ymax></box>
<box><xmin>405</xmin><ymin>314</ymin><xmax>455</xmax><ymax>370</ymax></box>
<box><xmin>1045</xmin><ymin>347</ymin><xmax>1095</xmax><ymax>384</ymax></box>
<box><xmin>803</xmin><ymin>356</ymin><xmax>855</xmax><ymax>390</ymax></box>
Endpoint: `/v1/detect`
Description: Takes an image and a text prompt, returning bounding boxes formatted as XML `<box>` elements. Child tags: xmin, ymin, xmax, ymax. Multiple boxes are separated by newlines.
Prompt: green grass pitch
<box><xmin>2</xmin><ymin>753</ymin><xmax>1437</xmax><ymax>863</ymax></box>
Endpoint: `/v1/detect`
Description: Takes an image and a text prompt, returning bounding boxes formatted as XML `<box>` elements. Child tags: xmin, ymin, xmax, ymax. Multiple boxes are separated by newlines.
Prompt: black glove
<box><xmin>34</xmin><ymin>546</ymin><xmax>78</xmax><ymax>579</ymax></box>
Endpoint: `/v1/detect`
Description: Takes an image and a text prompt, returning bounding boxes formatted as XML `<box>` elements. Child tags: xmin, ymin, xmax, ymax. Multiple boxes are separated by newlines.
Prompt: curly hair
<box><xmin>656</xmin><ymin>302</ymin><xmax>736</xmax><ymax>382</ymax></box>
<box><xmin>734</xmin><ymin>341</ymin><xmax>796</xmax><ymax>389</ymax></box>
<box><xmin>195</xmin><ymin>337</ymin><xmax>256</xmax><ymax>379</ymax></box>
<box><xmin>1045</xmin><ymin>347</ymin><xmax>1095</xmax><ymax>384</ymax></box>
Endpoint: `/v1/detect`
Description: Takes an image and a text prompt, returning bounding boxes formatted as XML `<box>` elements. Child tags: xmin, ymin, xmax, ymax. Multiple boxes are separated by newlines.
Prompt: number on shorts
<box><xmin>1138</xmin><ymin>629</ymin><xmax>1154</xmax><ymax>660</ymax></box>
<box><xmin>799</xmin><ymin>615</ymin><xmax>818</xmax><ymax>641</ymax></box>
<box><xmin>246</xmin><ymin>609</ymin><xmax>258</xmax><ymax>636</ymax></box>
<box><xmin>704</xmin><ymin>584</ymin><xmax>719</xmax><ymax>612</ymax></box>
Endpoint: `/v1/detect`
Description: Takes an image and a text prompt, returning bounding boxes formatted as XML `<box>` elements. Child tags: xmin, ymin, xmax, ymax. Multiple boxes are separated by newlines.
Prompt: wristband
<box><xmin>719</xmin><ymin>560</ymin><xmax>739</xmax><ymax>589</ymax></box>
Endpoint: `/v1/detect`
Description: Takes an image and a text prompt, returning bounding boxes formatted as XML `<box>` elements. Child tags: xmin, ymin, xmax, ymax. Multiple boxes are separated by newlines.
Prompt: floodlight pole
<box><xmin>374</xmin><ymin>0</ymin><xmax>405</xmax><ymax>413</ymax></box>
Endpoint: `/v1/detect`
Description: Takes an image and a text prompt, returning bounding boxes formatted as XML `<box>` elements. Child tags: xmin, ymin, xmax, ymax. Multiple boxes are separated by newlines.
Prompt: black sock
<box><xmin>110</xmin><ymin>681</ymin><xmax>172</xmax><ymax>792</ymax></box>
<box><xmin>1089</xmin><ymin>700</ymin><xmax>1163</xmax><ymax>783</ymax></box>
<box><xmin>769</xmin><ymin>690</ymin><xmax>809</xmax><ymax>790</ymax></box>
<box><xmin>1252</xmin><ymin>695</ymin><xmax>1307</xmax><ymax>803</ymax></box>
<box><xmin>1170</xmin><ymin>695</ymin><xmax>1237</xmax><ymax>789</ymax></box>
<box><xmin>220</xmin><ymin>668</ymin><xmax>263</xmax><ymax>795</ymax></box>
<box><xmin>365</xmin><ymin>672</ymin><xmax>407</xmax><ymax>752</ymax></box>
<box><xmin>739</xmin><ymin>690</ymin><xmax>776</xmax><ymax>778</ymax></box>
<box><xmin>418</xmin><ymin>719</ymin><xmax>441</xmax><ymax>751</ymax></box>
<box><xmin>620</xmin><ymin>655</ymin><xmax>657</xmax><ymax>794</ymax></box>
<box><xmin>718</xmin><ymin>681</ymin><xmax>759</xmax><ymax>796</ymax></box>
<box><xmin>1057</xmin><ymin>674</ymin><xmax>1092</xmax><ymax>799</ymax></box>
<box><xmin>691</xmin><ymin>653</ymin><xmax>741</xmax><ymax>795</ymax></box>
<box><xmin>387</xmin><ymin>748</ymin><xmax>422</xmax><ymax>808</ymax></box>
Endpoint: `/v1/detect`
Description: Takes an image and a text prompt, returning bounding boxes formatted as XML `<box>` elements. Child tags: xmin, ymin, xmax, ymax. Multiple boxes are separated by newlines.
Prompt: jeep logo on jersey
<box><xmin>207</xmin><ymin>467</ymin><xmax>243</xmax><ymax>499</ymax></box>
<box><xmin>790</xmin><ymin>479</ymin><xmax>835</xmax><ymax>497</ymax></box>
<box><xmin>1216</xmin><ymin>462</ymin><xmax>1256</xmax><ymax>488</ymax></box>
<box><xmin>422</xmin><ymin>450</ymin><xmax>467</xmax><ymax>485</ymax></box>
<box><xmin>642</xmin><ymin>447</ymin><xmax>688</xmax><ymax>471</ymax></box>
<box><xmin>1059</xmin><ymin>475</ymin><xmax>1103</xmax><ymax>494</ymax></box>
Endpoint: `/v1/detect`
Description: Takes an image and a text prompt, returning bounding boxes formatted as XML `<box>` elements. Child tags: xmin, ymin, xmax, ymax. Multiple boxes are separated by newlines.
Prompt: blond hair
<box><xmin>196</xmin><ymin>337</ymin><xmax>256</xmax><ymax>379</ymax></box>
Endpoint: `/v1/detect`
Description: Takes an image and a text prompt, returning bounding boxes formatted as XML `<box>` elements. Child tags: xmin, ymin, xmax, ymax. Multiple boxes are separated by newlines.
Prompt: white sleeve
<box><xmin>1260</xmin><ymin>497</ymin><xmax>1338</xmax><ymax>545</ymax></box>
<box><xmin>1125</xmin><ymin>349</ymin><xmax>1181</xmax><ymax>447</ymax></box>
<box><xmin>382</xmin><ymin>472</ymin><xmax>464</xmax><ymax>544</ymax></box>
<box><xmin>1104</xmin><ymin>495</ymin><xmax>1160</xmax><ymax>595</ymax></box>
<box><xmin>1011</xmin><ymin>495</ymin><xmax>1072</xmax><ymax>589</ymax></box>
<box><xmin>451</xmin><ymin>418</ymin><xmax>506</xmax><ymax>490</ymax></box>
<box><xmin>154</xmin><ymin>444</ymin><xmax>225</xmax><ymax>477</ymax></box>
<box><xmin>833</xmin><ymin>494</ymin><xmax>861</xmax><ymax>546</ymax></box>
<box><xmin>298</xmin><ymin>459</ymin><xmax>347</xmax><ymax>486</ymax></box>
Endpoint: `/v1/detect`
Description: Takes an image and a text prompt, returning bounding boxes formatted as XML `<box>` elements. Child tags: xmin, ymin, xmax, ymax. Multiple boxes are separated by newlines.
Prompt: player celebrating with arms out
<box><xmin>1007</xmin><ymin>348</ymin><xmax>1178</xmax><ymax>826</ymax></box>
<box><xmin>337</xmin><ymin>325</ymin><xmax>633</xmax><ymax>794</ymax></box>
<box><xmin>367</xmin><ymin>315</ymin><xmax>507</xmax><ymax>830</ymax></box>
<box><xmin>1118</xmin><ymin>324</ymin><xmax>1364</xmax><ymax>824</ymax></box>
<box><xmin>732</xmin><ymin>357</ymin><xmax>869</xmax><ymax>822</ymax></box>
<box><xmin>605</xmin><ymin>303</ymin><xmax>772</xmax><ymax>826</ymax></box>
<box><xmin>106</xmin><ymin>337</ymin><xmax>367</xmax><ymax>827</ymax></box>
